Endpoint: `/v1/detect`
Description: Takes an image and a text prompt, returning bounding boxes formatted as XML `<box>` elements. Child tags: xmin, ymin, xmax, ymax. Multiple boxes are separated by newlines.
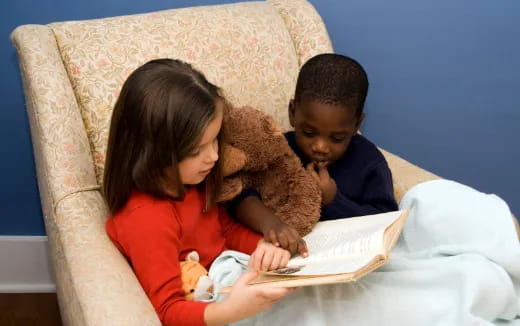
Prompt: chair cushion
<box><xmin>50</xmin><ymin>2</ymin><xmax>301</xmax><ymax>183</ymax></box>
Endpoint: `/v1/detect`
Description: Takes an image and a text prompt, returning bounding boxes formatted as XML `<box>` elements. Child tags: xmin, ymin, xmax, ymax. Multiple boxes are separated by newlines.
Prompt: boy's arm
<box><xmin>230</xmin><ymin>191</ymin><xmax>270</xmax><ymax>234</ymax></box>
<box><xmin>232</xmin><ymin>193</ymin><xmax>308</xmax><ymax>255</ymax></box>
<box><xmin>322</xmin><ymin>161</ymin><xmax>398</xmax><ymax>219</ymax></box>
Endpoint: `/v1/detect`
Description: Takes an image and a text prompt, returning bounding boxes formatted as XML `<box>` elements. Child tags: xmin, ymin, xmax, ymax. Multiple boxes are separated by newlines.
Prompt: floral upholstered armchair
<box><xmin>12</xmin><ymin>0</ymin><xmax>499</xmax><ymax>324</ymax></box>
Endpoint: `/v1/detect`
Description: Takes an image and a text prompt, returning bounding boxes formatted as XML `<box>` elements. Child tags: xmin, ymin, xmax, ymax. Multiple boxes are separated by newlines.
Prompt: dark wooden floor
<box><xmin>0</xmin><ymin>293</ymin><xmax>62</xmax><ymax>326</ymax></box>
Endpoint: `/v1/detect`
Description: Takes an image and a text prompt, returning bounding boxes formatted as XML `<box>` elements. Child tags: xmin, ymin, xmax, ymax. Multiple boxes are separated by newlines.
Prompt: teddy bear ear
<box><xmin>263</xmin><ymin>115</ymin><xmax>283</xmax><ymax>136</ymax></box>
<box><xmin>220</xmin><ymin>143</ymin><xmax>247</xmax><ymax>176</ymax></box>
<box><xmin>186</xmin><ymin>251</ymin><xmax>200</xmax><ymax>262</ymax></box>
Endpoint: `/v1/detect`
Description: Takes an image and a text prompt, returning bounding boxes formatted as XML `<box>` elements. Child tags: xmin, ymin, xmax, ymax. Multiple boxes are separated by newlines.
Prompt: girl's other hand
<box><xmin>248</xmin><ymin>240</ymin><xmax>291</xmax><ymax>271</ymax></box>
<box><xmin>227</xmin><ymin>272</ymin><xmax>295</xmax><ymax>321</ymax></box>
<box><xmin>205</xmin><ymin>272</ymin><xmax>295</xmax><ymax>325</ymax></box>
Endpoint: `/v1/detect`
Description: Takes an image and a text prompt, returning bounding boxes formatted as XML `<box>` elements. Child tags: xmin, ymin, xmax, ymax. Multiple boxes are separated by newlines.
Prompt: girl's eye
<box><xmin>188</xmin><ymin>149</ymin><xmax>200</xmax><ymax>157</ymax></box>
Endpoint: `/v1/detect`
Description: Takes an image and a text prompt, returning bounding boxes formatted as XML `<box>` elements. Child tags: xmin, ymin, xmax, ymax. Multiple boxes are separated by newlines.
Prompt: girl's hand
<box><xmin>306</xmin><ymin>162</ymin><xmax>337</xmax><ymax>206</ymax></box>
<box><xmin>206</xmin><ymin>272</ymin><xmax>294</xmax><ymax>325</ymax></box>
<box><xmin>248</xmin><ymin>239</ymin><xmax>291</xmax><ymax>271</ymax></box>
<box><xmin>263</xmin><ymin>218</ymin><xmax>308</xmax><ymax>257</ymax></box>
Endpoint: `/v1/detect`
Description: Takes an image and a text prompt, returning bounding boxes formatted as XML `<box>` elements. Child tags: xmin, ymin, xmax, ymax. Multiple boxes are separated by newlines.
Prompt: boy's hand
<box><xmin>307</xmin><ymin>162</ymin><xmax>337</xmax><ymax>206</ymax></box>
<box><xmin>249</xmin><ymin>239</ymin><xmax>291</xmax><ymax>271</ymax></box>
<box><xmin>263</xmin><ymin>218</ymin><xmax>309</xmax><ymax>257</ymax></box>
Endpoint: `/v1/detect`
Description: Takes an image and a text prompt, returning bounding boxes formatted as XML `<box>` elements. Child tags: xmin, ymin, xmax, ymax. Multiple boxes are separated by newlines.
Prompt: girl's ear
<box><xmin>288</xmin><ymin>100</ymin><xmax>296</xmax><ymax>127</ymax></box>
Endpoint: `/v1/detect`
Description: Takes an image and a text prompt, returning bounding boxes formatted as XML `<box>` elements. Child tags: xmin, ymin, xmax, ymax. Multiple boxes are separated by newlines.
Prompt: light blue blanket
<box><xmin>211</xmin><ymin>180</ymin><xmax>520</xmax><ymax>325</ymax></box>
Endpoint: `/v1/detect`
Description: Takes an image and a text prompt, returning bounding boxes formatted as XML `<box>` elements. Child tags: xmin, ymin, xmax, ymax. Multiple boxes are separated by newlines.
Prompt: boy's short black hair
<box><xmin>294</xmin><ymin>53</ymin><xmax>368</xmax><ymax>118</ymax></box>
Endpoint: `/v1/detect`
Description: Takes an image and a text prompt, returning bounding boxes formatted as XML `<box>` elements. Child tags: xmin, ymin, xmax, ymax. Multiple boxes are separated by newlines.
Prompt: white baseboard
<box><xmin>0</xmin><ymin>236</ymin><xmax>56</xmax><ymax>293</ymax></box>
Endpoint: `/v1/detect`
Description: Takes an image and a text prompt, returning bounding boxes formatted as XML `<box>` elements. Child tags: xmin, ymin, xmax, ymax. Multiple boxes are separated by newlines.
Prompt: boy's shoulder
<box><xmin>344</xmin><ymin>134</ymin><xmax>387</xmax><ymax>167</ymax></box>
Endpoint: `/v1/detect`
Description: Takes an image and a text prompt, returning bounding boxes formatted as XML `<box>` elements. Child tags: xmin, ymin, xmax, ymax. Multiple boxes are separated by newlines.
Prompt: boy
<box><xmin>233</xmin><ymin>53</ymin><xmax>398</xmax><ymax>256</ymax></box>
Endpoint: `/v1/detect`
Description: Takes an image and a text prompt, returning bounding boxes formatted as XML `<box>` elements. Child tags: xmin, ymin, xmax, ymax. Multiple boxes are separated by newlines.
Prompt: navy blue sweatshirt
<box><xmin>285</xmin><ymin>131</ymin><xmax>398</xmax><ymax>221</ymax></box>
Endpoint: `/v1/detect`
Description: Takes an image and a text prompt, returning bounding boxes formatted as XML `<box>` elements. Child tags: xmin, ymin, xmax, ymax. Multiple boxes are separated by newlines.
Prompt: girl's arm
<box><xmin>108</xmin><ymin>201</ymin><xmax>293</xmax><ymax>326</ymax></box>
<box><xmin>107</xmin><ymin>203</ymin><xmax>209</xmax><ymax>326</ymax></box>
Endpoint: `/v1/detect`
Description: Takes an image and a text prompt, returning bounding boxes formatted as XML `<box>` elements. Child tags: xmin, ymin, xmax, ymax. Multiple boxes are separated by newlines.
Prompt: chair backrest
<box><xmin>47</xmin><ymin>0</ymin><xmax>333</xmax><ymax>185</ymax></box>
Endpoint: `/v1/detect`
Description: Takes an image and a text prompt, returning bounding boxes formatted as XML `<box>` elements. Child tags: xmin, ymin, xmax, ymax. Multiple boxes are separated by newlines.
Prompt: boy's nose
<box><xmin>312</xmin><ymin>139</ymin><xmax>330</xmax><ymax>154</ymax></box>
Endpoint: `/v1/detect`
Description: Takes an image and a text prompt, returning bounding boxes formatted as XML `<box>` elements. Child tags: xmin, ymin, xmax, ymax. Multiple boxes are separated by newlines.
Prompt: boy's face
<box><xmin>289</xmin><ymin>99</ymin><xmax>363</xmax><ymax>167</ymax></box>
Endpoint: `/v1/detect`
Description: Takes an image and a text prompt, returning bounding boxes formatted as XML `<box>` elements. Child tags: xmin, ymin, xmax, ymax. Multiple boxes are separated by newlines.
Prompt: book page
<box><xmin>269</xmin><ymin>211</ymin><xmax>404</xmax><ymax>276</ymax></box>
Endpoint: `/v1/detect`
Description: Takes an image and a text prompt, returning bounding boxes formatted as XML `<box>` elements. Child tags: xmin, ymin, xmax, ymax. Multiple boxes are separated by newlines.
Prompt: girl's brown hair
<box><xmin>103</xmin><ymin>58</ymin><xmax>226</xmax><ymax>215</ymax></box>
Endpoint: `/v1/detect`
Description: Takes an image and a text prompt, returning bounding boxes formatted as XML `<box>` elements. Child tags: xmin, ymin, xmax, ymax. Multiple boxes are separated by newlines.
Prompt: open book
<box><xmin>224</xmin><ymin>210</ymin><xmax>409</xmax><ymax>291</ymax></box>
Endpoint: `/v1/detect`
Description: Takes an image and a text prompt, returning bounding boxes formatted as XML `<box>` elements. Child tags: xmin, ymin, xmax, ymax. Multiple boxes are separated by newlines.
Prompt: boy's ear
<box><xmin>355</xmin><ymin>113</ymin><xmax>365</xmax><ymax>133</ymax></box>
<box><xmin>288</xmin><ymin>100</ymin><xmax>296</xmax><ymax>127</ymax></box>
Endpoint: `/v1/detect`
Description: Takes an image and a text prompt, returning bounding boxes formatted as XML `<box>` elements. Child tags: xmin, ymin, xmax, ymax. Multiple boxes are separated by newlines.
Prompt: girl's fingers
<box><xmin>269</xmin><ymin>251</ymin><xmax>283</xmax><ymax>270</ymax></box>
<box><xmin>261</xmin><ymin>248</ymin><xmax>275</xmax><ymax>271</ymax></box>
<box><xmin>280</xmin><ymin>250</ymin><xmax>291</xmax><ymax>268</ymax></box>
<box><xmin>258</xmin><ymin>286</ymin><xmax>291</xmax><ymax>302</ymax></box>
<box><xmin>251</xmin><ymin>247</ymin><xmax>265</xmax><ymax>270</ymax></box>
<box><xmin>235</xmin><ymin>271</ymin><xmax>259</xmax><ymax>286</ymax></box>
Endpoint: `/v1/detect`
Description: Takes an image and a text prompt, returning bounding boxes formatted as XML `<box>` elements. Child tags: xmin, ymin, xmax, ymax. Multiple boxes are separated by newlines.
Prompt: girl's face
<box><xmin>177</xmin><ymin>102</ymin><xmax>223</xmax><ymax>185</ymax></box>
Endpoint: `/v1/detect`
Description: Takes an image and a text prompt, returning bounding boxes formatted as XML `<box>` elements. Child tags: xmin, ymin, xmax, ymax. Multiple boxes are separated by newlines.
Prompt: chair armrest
<box><xmin>54</xmin><ymin>191</ymin><xmax>161</xmax><ymax>325</ymax></box>
<box><xmin>513</xmin><ymin>215</ymin><xmax>520</xmax><ymax>241</ymax></box>
<box><xmin>379</xmin><ymin>148</ymin><xmax>440</xmax><ymax>203</ymax></box>
<box><xmin>381</xmin><ymin>149</ymin><xmax>520</xmax><ymax>240</ymax></box>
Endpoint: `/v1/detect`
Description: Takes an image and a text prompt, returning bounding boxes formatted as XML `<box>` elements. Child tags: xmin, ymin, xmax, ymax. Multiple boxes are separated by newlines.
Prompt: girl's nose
<box><xmin>206</xmin><ymin>142</ymin><xmax>219</xmax><ymax>162</ymax></box>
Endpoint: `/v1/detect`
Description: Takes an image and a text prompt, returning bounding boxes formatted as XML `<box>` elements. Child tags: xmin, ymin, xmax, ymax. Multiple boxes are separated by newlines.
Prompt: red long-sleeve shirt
<box><xmin>106</xmin><ymin>187</ymin><xmax>262</xmax><ymax>326</ymax></box>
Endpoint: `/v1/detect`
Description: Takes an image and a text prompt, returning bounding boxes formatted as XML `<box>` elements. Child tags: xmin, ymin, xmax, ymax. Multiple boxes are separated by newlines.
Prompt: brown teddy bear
<box><xmin>218</xmin><ymin>106</ymin><xmax>321</xmax><ymax>236</ymax></box>
<box><xmin>180</xmin><ymin>251</ymin><xmax>214</xmax><ymax>301</ymax></box>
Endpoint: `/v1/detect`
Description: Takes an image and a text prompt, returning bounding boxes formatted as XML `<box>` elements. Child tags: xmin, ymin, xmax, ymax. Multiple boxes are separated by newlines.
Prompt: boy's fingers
<box><xmin>308</xmin><ymin>169</ymin><xmax>320</xmax><ymax>182</ymax></box>
<box><xmin>315</xmin><ymin>161</ymin><xmax>327</xmax><ymax>169</ymax></box>
<box><xmin>287</xmin><ymin>237</ymin><xmax>298</xmax><ymax>255</ymax></box>
<box><xmin>266</xmin><ymin>230</ymin><xmax>280</xmax><ymax>247</ymax></box>
<box><xmin>277</xmin><ymin>232</ymin><xmax>289</xmax><ymax>251</ymax></box>
<box><xmin>317</xmin><ymin>165</ymin><xmax>330</xmax><ymax>179</ymax></box>
<box><xmin>287</xmin><ymin>228</ymin><xmax>305</xmax><ymax>256</ymax></box>
<box><xmin>297</xmin><ymin>239</ymin><xmax>309</xmax><ymax>257</ymax></box>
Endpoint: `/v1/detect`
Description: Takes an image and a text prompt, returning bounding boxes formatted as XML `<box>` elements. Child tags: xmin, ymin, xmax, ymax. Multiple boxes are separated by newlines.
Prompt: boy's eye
<box><xmin>302</xmin><ymin>130</ymin><xmax>315</xmax><ymax>137</ymax></box>
<box><xmin>331</xmin><ymin>136</ymin><xmax>347</xmax><ymax>143</ymax></box>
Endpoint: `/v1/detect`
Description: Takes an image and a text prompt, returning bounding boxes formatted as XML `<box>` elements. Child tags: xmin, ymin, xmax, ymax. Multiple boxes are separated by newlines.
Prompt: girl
<box><xmin>103</xmin><ymin>59</ymin><xmax>293</xmax><ymax>326</ymax></box>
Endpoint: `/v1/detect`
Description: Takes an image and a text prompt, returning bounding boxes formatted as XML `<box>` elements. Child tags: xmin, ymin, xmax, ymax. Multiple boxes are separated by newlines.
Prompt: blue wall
<box><xmin>1</xmin><ymin>0</ymin><xmax>518</xmax><ymax>235</ymax></box>
<box><xmin>311</xmin><ymin>1</ymin><xmax>520</xmax><ymax>217</ymax></box>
